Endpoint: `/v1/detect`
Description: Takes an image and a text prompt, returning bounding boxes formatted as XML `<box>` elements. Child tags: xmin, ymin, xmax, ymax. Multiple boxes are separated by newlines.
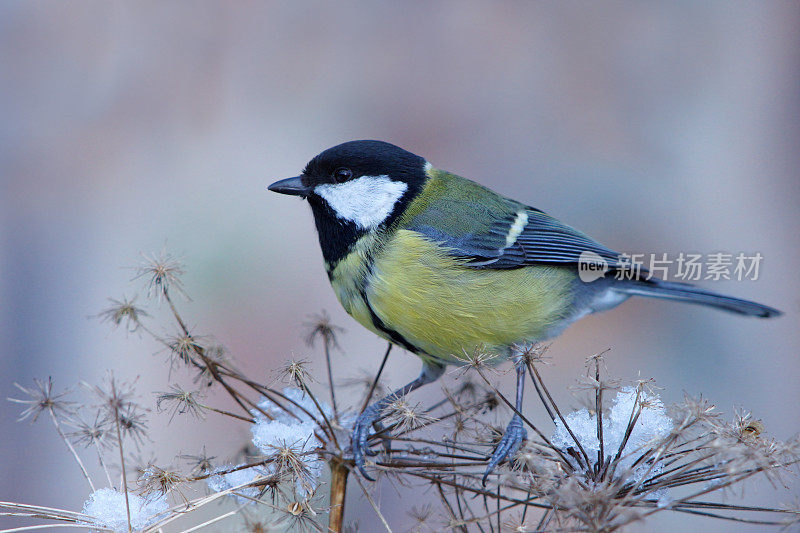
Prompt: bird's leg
<box><xmin>351</xmin><ymin>361</ymin><xmax>445</xmax><ymax>480</ymax></box>
<box><xmin>483</xmin><ymin>356</ymin><xmax>528</xmax><ymax>485</ymax></box>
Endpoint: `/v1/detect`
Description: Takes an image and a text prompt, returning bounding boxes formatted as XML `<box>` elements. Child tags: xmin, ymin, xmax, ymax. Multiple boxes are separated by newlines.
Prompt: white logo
<box><xmin>578</xmin><ymin>251</ymin><xmax>609</xmax><ymax>282</ymax></box>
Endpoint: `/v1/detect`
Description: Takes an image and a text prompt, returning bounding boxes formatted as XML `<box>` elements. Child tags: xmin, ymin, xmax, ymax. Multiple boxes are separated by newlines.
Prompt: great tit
<box><xmin>268</xmin><ymin>140</ymin><xmax>782</xmax><ymax>481</ymax></box>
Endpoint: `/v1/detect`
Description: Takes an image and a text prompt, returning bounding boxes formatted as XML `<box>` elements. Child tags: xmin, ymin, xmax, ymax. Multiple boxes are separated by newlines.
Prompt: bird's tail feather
<box><xmin>617</xmin><ymin>279</ymin><xmax>782</xmax><ymax>318</ymax></box>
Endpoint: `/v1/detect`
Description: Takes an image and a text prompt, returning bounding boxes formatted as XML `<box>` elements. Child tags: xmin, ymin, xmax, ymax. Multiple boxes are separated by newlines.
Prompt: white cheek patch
<box><xmin>315</xmin><ymin>175</ymin><xmax>408</xmax><ymax>229</ymax></box>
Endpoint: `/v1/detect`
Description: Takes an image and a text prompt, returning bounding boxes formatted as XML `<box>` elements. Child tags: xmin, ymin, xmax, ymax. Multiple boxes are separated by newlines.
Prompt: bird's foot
<box><xmin>351</xmin><ymin>403</ymin><xmax>384</xmax><ymax>480</ymax></box>
<box><xmin>482</xmin><ymin>415</ymin><xmax>527</xmax><ymax>485</ymax></box>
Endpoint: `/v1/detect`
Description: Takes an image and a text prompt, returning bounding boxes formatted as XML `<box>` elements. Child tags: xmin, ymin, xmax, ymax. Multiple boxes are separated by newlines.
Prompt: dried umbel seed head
<box><xmin>384</xmin><ymin>397</ymin><xmax>437</xmax><ymax>433</ymax></box>
<box><xmin>452</xmin><ymin>345</ymin><xmax>501</xmax><ymax>375</ymax></box>
<box><xmin>9</xmin><ymin>378</ymin><xmax>76</xmax><ymax>423</ymax></box>
<box><xmin>135</xmin><ymin>249</ymin><xmax>187</xmax><ymax>300</ymax></box>
<box><xmin>98</xmin><ymin>296</ymin><xmax>148</xmax><ymax>332</ymax></box>
<box><xmin>287</xmin><ymin>501</ymin><xmax>303</xmax><ymax>516</ymax></box>
<box><xmin>303</xmin><ymin>310</ymin><xmax>345</xmax><ymax>349</ymax></box>
<box><xmin>510</xmin><ymin>342</ymin><xmax>551</xmax><ymax>365</ymax></box>
<box><xmin>735</xmin><ymin>413</ymin><xmax>766</xmax><ymax>439</ymax></box>
<box><xmin>741</xmin><ymin>419</ymin><xmax>765</xmax><ymax>438</ymax></box>
<box><xmin>279</xmin><ymin>359</ymin><xmax>313</xmax><ymax>388</ymax></box>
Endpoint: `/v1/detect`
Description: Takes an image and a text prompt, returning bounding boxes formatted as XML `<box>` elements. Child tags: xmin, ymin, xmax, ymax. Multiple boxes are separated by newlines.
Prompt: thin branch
<box><xmin>354</xmin><ymin>474</ymin><xmax>393</xmax><ymax>532</ymax></box>
<box><xmin>360</xmin><ymin>343</ymin><xmax>392</xmax><ymax>414</ymax></box>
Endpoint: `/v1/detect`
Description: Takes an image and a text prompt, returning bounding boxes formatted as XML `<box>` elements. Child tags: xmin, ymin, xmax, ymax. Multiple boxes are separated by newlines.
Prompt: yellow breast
<box><xmin>331</xmin><ymin>229</ymin><xmax>575</xmax><ymax>364</ymax></box>
<box><xmin>327</xmin><ymin>233</ymin><xmax>387</xmax><ymax>341</ymax></box>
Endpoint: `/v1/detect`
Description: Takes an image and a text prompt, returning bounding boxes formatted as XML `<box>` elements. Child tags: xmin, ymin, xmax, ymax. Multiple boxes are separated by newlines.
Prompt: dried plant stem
<box><xmin>472</xmin><ymin>364</ymin><xmax>570</xmax><ymax>465</ymax></box>
<box><xmin>298</xmin><ymin>383</ymin><xmax>340</xmax><ymax>450</ymax></box>
<box><xmin>594</xmin><ymin>359</ymin><xmax>605</xmax><ymax>475</ymax></box>
<box><xmin>527</xmin><ymin>361</ymin><xmax>590</xmax><ymax>468</ymax></box>
<box><xmin>353</xmin><ymin>474</ymin><xmax>392</xmax><ymax>533</ymax></box>
<box><xmin>47</xmin><ymin>407</ymin><xmax>95</xmax><ymax>492</ymax></box>
<box><xmin>435</xmin><ymin>480</ymin><xmax>468</xmax><ymax>533</ymax></box>
<box><xmin>360</xmin><ymin>343</ymin><xmax>392</xmax><ymax>414</ymax></box>
<box><xmin>175</xmin><ymin>507</ymin><xmax>241</xmax><ymax>532</ymax></box>
<box><xmin>327</xmin><ymin>458</ymin><xmax>349</xmax><ymax>533</ymax></box>
<box><xmin>200</xmin><ymin>404</ymin><xmax>254</xmax><ymax>423</ymax></box>
<box><xmin>110</xmin><ymin>380</ymin><xmax>132</xmax><ymax>533</ymax></box>
<box><xmin>323</xmin><ymin>339</ymin><xmax>339</xmax><ymax>422</ymax></box>
<box><xmin>0</xmin><ymin>525</ymin><xmax>99</xmax><ymax>531</ymax></box>
<box><xmin>93</xmin><ymin>444</ymin><xmax>114</xmax><ymax>488</ymax></box>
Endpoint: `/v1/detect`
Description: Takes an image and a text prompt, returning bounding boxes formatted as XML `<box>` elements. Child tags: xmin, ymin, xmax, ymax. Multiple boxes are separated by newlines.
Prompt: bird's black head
<box><xmin>269</xmin><ymin>140</ymin><xmax>429</xmax><ymax>266</ymax></box>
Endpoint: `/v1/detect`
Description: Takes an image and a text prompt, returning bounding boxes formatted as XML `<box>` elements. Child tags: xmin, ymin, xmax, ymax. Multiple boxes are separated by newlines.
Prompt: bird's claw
<box><xmin>351</xmin><ymin>404</ymin><xmax>382</xmax><ymax>480</ymax></box>
<box><xmin>482</xmin><ymin>415</ymin><xmax>527</xmax><ymax>485</ymax></box>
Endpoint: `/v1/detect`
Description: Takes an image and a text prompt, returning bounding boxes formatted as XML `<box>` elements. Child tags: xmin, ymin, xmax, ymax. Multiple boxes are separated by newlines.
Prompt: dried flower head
<box><xmin>138</xmin><ymin>464</ymin><xmax>190</xmax><ymax>501</ymax></box>
<box><xmin>451</xmin><ymin>345</ymin><xmax>501</xmax><ymax>375</ymax></box>
<box><xmin>481</xmin><ymin>390</ymin><xmax>500</xmax><ymax>413</ymax></box>
<box><xmin>166</xmin><ymin>334</ymin><xmax>204</xmax><ymax>369</ymax></box>
<box><xmin>408</xmin><ymin>503</ymin><xmax>434</xmax><ymax>530</ymax></box>
<box><xmin>511</xmin><ymin>342</ymin><xmax>551</xmax><ymax>365</ymax></box>
<box><xmin>134</xmin><ymin>249</ymin><xmax>188</xmax><ymax>301</ymax></box>
<box><xmin>192</xmin><ymin>344</ymin><xmax>229</xmax><ymax>388</ymax></box>
<box><xmin>180</xmin><ymin>446</ymin><xmax>216</xmax><ymax>475</ymax></box>
<box><xmin>303</xmin><ymin>311</ymin><xmax>345</xmax><ymax>349</ymax></box>
<box><xmin>84</xmin><ymin>376</ymin><xmax>138</xmax><ymax>417</ymax></box>
<box><xmin>384</xmin><ymin>397</ymin><xmax>438</xmax><ymax>433</ymax></box>
<box><xmin>9</xmin><ymin>378</ymin><xmax>76</xmax><ymax>422</ymax></box>
<box><xmin>156</xmin><ymin>385</ymin><xmax>206</xmax><ymax>421</ymax></box>
<box><xmin>502</xmin><ymin>512</ymin><xmax>535</xmax><ymax>533</ymax></box>
<box><xmin>244</xmin><ymin>517</ymin><xmax>278</xmax><ymax>532</ymax></box>
<box><xmin>68</xmin><ymin>412</ymin><xmax>113</xmax><ymax>449</ymax></box>
<box><xmin>84</xmin><ymin>376</ymin><xmax>149</xmax><ymax>447</ymax></box>
<box><xmin>279</xmin><ymin>359</ymin><xmax>314</xmax><ymax>388</ymax></box>
<box><xmin>117</xmin><ymin>403</ymin><xmax>150</xmax><ymax>446</ymax></box>
<box><xmin>573</xmin><ymin>372</ymin><xmax>621</xmax><ymax>393</ymax></box>
<box><xmin>269</xmin><ymin>443</ymin><xmax>318</xmax><ymax>495</ymax></box>
<box><xmin>273</xmin><ymin>497</ymin><xmax>322</xmax><ymax>532</ymax></box>
<box><xmin>733</xmin><ymin>409</ymin><xmax>765</xmax><ymax>440</ymax></box>
<box><xmin>98</xmin><ymin>296</ymin><xmax>148</xmax><ymax>332</ymax></box>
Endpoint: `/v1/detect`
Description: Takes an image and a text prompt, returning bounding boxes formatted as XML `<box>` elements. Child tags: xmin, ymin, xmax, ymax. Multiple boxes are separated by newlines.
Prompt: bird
<box><xmin>268</xmin><ymin>140</ymin><xmax>782</xmax><ymax>482</ymax></box>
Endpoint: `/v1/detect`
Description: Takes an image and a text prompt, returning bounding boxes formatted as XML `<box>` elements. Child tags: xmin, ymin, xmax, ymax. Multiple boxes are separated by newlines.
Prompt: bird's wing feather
<box><xmin>402</xmin><ymin>171</ymin><xmax>631</xmax><ymax>271</ymax></box>
<box><xmin>458</xmin><ymin>208</ymin><xmax>627</xmax><ymax>269</ymax></box>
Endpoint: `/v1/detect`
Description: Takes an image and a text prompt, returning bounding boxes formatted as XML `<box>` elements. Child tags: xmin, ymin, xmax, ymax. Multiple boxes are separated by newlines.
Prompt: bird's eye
<box><xmin>332</xmin><ymin>167</ymin><xmax>353</xmax><ymax>183</ymax></box>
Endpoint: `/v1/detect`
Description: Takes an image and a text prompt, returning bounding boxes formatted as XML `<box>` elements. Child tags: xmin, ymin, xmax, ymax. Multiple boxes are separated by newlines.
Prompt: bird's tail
<box><xmin>616</xmin><ymin>279</ymin><xmax>782</xmax><ymax>318</ymax></box>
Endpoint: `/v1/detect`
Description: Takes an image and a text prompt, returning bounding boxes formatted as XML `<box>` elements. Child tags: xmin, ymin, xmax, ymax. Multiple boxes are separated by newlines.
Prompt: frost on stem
<box><xmin>253</xmin><ymin>387</ymin><xmax>333</xmax><ymax>426</ymax></box>
<box><xmin>138</xmin><ymin>464</ymin><xmax>190</xmax><ymax>501</ymax></box>
<box><xmin>6</xmin><ymin>253</ymin><xmax>797</xmax><ymax>532</ymax></box>
<box><xmin>206</xmin><ymin>464</ymin><xmax>277</xmax><ymax>505</ymax></box>
<box><xmin>250</xmin><ymin>415</ymin><xmax>322</xmax><ymax>497</ymax></box>
<box><xmin>551</xmin><ymin>386</ymin><xmax>673</xmax><ymax>478</ymax></box>
<box><xmin>250</xmin><ymin>387</ymin><xmax>330</xmax><ymax>497</ymax></box>
<box><xmin>82</xmin><ymin>487</ymin><xmax>168</xmax><ymax>532</ymax></box>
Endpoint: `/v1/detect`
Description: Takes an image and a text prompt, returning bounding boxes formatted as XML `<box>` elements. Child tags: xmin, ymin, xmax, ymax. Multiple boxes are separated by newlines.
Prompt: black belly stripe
<box><xmin>359</xmin><ymin>288</ymin><xmax>421</xmax><ymax>354</ymax></box>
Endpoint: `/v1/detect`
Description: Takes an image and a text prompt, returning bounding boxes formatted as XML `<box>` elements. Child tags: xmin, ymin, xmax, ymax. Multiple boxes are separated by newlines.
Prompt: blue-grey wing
<box><xmin>409</xmin><ymin>205</ymin><xmax>628</xmax><ymax>271</ymax></box>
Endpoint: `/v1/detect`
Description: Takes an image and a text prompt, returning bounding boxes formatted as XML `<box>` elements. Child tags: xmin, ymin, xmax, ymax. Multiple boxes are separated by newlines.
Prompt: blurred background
<box><xmin>1</xmin><ymin>2</ymin><xmax>798</xmax><ymax>531</ymax></box>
